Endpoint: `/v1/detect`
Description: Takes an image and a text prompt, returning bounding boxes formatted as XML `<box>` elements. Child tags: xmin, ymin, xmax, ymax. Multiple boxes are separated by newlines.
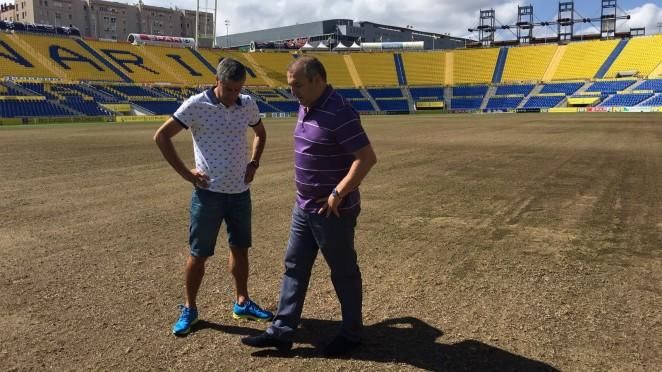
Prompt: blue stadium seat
<box><xmin>495</xmin><ymin>84</ymin><xmax>534</xmax><ymax>96</ymax></box>
<box><xmin>348</xmin><ymin>100</ymin><xmax>375</xmax><ymax>112</ymax></box>
<box><xmin>587</xmin><ymin>80</ymin><xmax>636</xmax><ymax>94</ymax></box>
<box><xmin>486</xmin><ymin>97</ymin><xmax>523</xmax><ymax>110</ymax></box>
<box><xmin>637</xmin><ymin>80</ymin><xmax>662</xmax><ymax>92</ymax></box>
<box><xmin>368</xmin><ymin>88</ymin><xmax>403</xmax><ymax>99</ymax></box>
<box><xmin>335</xmin><ymin>88</ymin><xmax>364</xmax><ymax>99</ymax></box>
<box><xmin>540</xmin><ymin>83</ymin><xmax>583</xmax><ymax>95</ymax></box>
<box><xmin>524</xmin><ymin>96</ymin><xmax>565</xmax><ymax>109</ymax></box>
<box><xmin>133</xmin><ymin>101</ymin><xmax>182</xmax><ymax>115</ymax></box>
<box><xmin>599</xmin><ymin>93</ymin><xmax>653</xmax><ymax>107</ymax></box>
<box><xmin>60</xmin><ymin>97</ymin><xmax>110</xmax><ymax>116</ymax></box>
<box><xmin>453</xmin><ymin>86</ymin><xmax>488</xmax><ymax>97</ymax></box>
<box><xmin>639</xmin><ymin>94</ymin><xmax>662</xmax><ymax>106</ymax></box>
<box><xmin>269</xmin><ymin>101</ymin><xmax>300</xmax><ymax>112</ymax></box>
<box><xmin>375</xmin><ymin>99</ymin><xmax>409</xmax><ymax>112</ymax></box>
<box><xmin>0</xmin><ymin>99</ymin><xmax>72</xmax><ymax>117</ymax></box>
<box><xmin>451</xmin><ymin>98</ymin><xmax>483</xmax><ymax>110</ymax></box>
<box><xmin>409</xmin><ymin>87</ymin><xmax>444</xmax><ymax>100</ymax></box>
<box><xmin>255</xmin><ymin>100</ymin><xmax>278</xmax><ymax>113</ymax></box>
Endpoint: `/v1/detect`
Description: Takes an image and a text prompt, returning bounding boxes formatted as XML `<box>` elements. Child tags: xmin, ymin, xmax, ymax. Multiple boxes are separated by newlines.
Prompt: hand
<box><xmin>244</xmin><ymin>162</ymin><xmax>258</xmax><ymax>184</ymax></box>
<box><xmin>316</xmin><ymin>193</ymin><xmax>342</xmax><ymax>217</ymax></box>
<box><xmin>186</xmin><ymin>168</ymin><xmax>210</xmax><ymax>189</ymax></box>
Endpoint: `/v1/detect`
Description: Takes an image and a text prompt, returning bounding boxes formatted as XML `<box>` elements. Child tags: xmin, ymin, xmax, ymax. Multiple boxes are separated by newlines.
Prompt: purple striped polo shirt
<box><xmin>294</xmin><ymin>85</ymin><xmax>370</xmax><ymax>212</ymax></box>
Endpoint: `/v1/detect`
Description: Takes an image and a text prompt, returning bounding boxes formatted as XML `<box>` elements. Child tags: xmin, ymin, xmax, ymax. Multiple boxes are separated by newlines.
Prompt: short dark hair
<box><xmin>288</xmin><ymin>56</ymin><xmax>327</xmax><ymax>82</ymax></box>
<box><xmin>216</xmin><ymin>58</ymin><xmax>246</xmax><ymax>82</ymax></box>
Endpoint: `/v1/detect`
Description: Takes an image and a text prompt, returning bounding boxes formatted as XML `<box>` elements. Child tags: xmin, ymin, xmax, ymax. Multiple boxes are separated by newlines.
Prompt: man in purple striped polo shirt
<box><xmin>242</xmin><ymin>56</ymin><xmax>377</xmax><ymax>356</ymax></box>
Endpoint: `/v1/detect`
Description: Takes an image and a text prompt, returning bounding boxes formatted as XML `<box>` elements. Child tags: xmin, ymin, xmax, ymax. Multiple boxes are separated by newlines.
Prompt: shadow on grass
<box><xmin>195</xmin><ymin>316</ymin><xmax>559</xmax><ymax>371</ymax></box>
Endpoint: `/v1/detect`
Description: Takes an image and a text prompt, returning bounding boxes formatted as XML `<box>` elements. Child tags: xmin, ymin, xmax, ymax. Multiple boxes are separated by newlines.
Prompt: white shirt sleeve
<box><xmin>172</xmin><ymin>97</ymin><xmax>198</xmax><ymax>129</ymax></box>
<box><xmin>247</xmin><ymin>96</ymin><xmax>261</xmax><ymax>127</ymax></box>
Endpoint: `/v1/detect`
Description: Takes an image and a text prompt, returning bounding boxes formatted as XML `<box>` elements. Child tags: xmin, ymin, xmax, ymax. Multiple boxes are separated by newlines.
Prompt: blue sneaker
<box><xmin>232</xmin><ymin>300</ymin><xmax>273</xmax><ymax>322</ymax></box>
<box><xmin>172</xmin><ymin>305</ymin><xmax>198</xmax><ymax>335</ymax></box>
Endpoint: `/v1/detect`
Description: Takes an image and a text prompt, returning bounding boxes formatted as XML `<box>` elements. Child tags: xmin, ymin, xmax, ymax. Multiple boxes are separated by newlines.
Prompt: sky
<box><xmin>140</xmin><ymin>0</ymin><xmax>661</xmax><ymax>40</ymax></box>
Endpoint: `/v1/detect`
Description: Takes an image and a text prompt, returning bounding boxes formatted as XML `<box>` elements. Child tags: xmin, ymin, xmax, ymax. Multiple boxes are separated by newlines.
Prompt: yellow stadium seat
<box><xmin>195</xmin><ymin>49</ymin><xmax>268</xmax><ymax>86</ymax></box>
<box><xmin>304</xmin><ymin>53</ymin><xmax>355</xmax><ymax>87</ymax></box>
<box><xmin>453</xmin><ymin>47</ymin><xmax>500</xmax><ymax>84</ymax></box>
<box><xmin>138</xmin><ymin>46</ymin><xmax>216</xmax><ymax>85</ymax></box>
<box><xmin>248</xmin><ymin>52</ymin><xmax>297</xmax><ymax>87</ymax></box>
<box><xmin>15</xmin><ymin>34</ymin><xmax>124</xmax><ymax>82</ymax></box>
<box><xmin>0</xmin><ymin>33</ymin><xmax>58</xmax><ymax>79</ymax></box>
<box><xmin>85</xmin><ymin>40</ymin><xmax>180</xmax><ymax>83</ymax></box>
<box><xmin>401</xmin><ymin>51</ymin><xmax>445</xmax><ymax>86</ymax></box>
<box><xmin>552</xmin><ymin>39</ymin><xmax>618</xmax><ymax>80</ymax></box>
<box><xmin>350</xmin><ymin>53</ymin><xmax>398</xmax><ymax>86</ymax></box>
<box><xmin>501</xmin><ymin>44</ymin><xmax>558</xmax><ymax>83</ymax></box>
<box><xmin>605</xmin><ymin>35</ymin><xmax>662</xmax><ymax>78</ymax></box>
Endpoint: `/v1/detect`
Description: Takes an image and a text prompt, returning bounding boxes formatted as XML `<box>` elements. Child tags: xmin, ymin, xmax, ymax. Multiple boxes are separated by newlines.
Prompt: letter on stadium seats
<box><xmin>0</xmin><ymin>40</ymin><xmax>34</xmax><ymax>67</ymax></box>
<box><xmin>100</xmin><ymin>49</ymin><xmax>159</xmax><ymax>74</ymax></box>
<box><xmin>49</xmin><ymin>45</ymin><xmax>105</xmax><ymax>71</ymax></box>
<box><xmin>166</xmin><ymin>54</ymin><xmax>202</xmax><ymax>76</ymax></box>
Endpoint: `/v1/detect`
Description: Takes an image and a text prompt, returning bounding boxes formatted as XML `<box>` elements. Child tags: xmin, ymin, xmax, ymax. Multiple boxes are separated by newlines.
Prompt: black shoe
<box><xmin>241</xmin><ymin>332</ymin><xmax>293</xmax><ymax>352</ymax></box>
<box><xmin>323</xmin><ymin>335</ymin><xmax>361</xmax><ymax>357</ymax></box>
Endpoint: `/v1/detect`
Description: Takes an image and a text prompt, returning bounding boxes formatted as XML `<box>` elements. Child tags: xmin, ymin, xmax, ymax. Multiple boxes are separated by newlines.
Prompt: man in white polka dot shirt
<box><xmin>154</xmin><ymin>58</ymin><xmax>272</xmax><ymax>336</ymax></box>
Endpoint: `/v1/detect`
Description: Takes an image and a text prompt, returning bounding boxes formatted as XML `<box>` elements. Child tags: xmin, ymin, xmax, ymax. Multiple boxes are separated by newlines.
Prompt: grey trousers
<box><xmin>267</xmin><ymin>204</ymin><xmax>363</xmax><ymax>342</ymax></box>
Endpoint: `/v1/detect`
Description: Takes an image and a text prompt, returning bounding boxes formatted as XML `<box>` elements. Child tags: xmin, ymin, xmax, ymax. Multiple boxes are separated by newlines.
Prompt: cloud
<box><xmin>626</xmin><ymin>2</ymin><xmax>662</xmax><ymax>34</ymax></box>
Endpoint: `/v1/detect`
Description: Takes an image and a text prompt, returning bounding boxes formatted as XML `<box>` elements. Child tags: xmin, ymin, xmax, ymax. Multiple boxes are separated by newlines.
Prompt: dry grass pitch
<box><xmin>1</xmin><ymin>113</ymin><xmax>661</xmax><ymax>371</ymax></box>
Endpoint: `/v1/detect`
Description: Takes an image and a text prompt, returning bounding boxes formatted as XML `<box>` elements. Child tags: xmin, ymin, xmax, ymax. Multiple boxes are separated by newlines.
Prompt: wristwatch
<box><xmin>249</xmin><ymin>159</ymin><xmax>259</xmax><ymax>169</ymax></box>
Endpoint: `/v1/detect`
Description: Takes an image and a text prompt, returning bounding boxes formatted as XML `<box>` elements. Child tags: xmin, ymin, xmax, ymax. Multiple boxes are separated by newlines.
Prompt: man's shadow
<box><xmin>195</xmin><ymin>317</ymin><xmax>559</xmax><ymax>371</ymax></box>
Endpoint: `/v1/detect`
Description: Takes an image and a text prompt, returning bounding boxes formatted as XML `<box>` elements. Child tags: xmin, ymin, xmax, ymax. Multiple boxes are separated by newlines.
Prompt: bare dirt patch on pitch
<box><xmin>1</xmin><ymin>114</ymin><xmax>661</xmax><ymax>371</ymax></box>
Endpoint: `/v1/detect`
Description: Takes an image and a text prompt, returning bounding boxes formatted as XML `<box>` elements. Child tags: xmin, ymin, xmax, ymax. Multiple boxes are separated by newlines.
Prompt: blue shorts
<box><xmin>188</xmin><ymin>188</ymin><xmax>252</xmax><ymax>257</ymax></box>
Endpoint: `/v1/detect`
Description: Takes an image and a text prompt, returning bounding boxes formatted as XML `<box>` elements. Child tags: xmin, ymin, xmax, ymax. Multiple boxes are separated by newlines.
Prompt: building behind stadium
<box><xmin>217</xmin><ymin>19</ymin><xmax>470</xmax><ymax>51</ymax></box>
<box><xmin>0</xmin><ymin>0</ymin><xmax>213</xmax><ymax>44</ymax></box>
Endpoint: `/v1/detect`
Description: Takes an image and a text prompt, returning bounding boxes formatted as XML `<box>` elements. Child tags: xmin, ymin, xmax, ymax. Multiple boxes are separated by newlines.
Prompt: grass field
<box><xmin>1</xmin><ymin>113</ymin><xmax>661</xmax><ymax>371</ymax></box>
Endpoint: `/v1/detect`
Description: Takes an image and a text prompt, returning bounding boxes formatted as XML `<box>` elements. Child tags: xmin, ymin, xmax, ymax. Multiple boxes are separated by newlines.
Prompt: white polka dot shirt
<box><xmin>172</xmin><ymin>89</ymin><xmax>261</xmax><ymax>194</ymax></box>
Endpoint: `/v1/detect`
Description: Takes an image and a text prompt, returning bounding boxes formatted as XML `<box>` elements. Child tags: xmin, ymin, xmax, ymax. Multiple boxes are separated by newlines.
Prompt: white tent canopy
<box><xmin>333</xmin><ymin>42</ymin><xmax>348</xmax><ymax>51</ymax></box>
<box><xmin>349</xmin><ymin>42</ymin><xmax>361</xmax><ymax>50</ymax></box>
<box><xmin>315</xmin><ymin>41</ymin><xmax>329</xmax><ymax>50</ymax></box>
<box><xmin>300</xmin><ymin>42</ymin><xmax>315</xmax><ymax>50</ymax></box>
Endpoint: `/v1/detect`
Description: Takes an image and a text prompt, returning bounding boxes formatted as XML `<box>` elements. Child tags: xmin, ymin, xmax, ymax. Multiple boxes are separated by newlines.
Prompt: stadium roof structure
<box><xmin>218</xmin><ymin>19</ymin><xmax>469</xmax><ymax>51</ymax></box>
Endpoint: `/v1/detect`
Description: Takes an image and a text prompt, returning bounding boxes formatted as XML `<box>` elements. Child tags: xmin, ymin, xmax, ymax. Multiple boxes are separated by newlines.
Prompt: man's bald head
<box><xmin>288</xmin><ymin>56</ymin><xmax>327</xmax><ymax>82</ymax></box>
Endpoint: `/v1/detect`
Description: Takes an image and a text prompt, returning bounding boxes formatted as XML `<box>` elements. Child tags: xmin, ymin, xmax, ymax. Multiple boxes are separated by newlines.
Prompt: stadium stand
<box><xmin>137</xmin><ymin>46</ymin><xmax>214</xmax><ymax>85</ymax></box>
<box><xmin>367</xmin><ymin>88</ymin><xmax>403</xmax><ymax>99</ymax></box>
<box><xmin>605</xmin><ymin>34</ymin><xmax>662</xmax><ymax>78</ymax></box>
<box><xmin>335</xmin><ymin>88</ymin><xmax>365</xmax><ymax>99</ymax></box>
<box><xmin>195</xmin><ymin>49</ymin><xmax>268</xmax><ymax>86</ymax></box>
<box><xmin>350</xmin><ymin>53</ymin><xmax>399</xmax><ymax>86</ymax></box>
<box><xmin>540</xmin><ymin>82</ymin><xmax>583</xmax><ymax>95</ymax></box>
<box><xmin>524</xmin><ymin>95</ymin><xmax>565</xmax><ymax>109</ymax></box>
<box><xmin>0</xmin><ymin>33</ymin><xmax>59</xmax><ymax>79</ymax></box>
<box><xmin>453</xmin><ymin>85</ymin><xmax>488</xmax><ymax>96</ymax></box>
<box><xmin>14</xmin><ymin>34</ymin><xmax>124</xmax><ymax>82</ymax></box>
<box><xmin>637</xmin><ymin>79</ymin><xmax>662</xmax><ymax>92</ymax></box>
<box><xmin>2</xmin><ymin>27</ymin><xmax>662</xmax><ymax>120</ymax></box>
<box><xmin>375</xmin><ymin>99</ymin><xmax>409</xmax><ymax>112</ymax></box>
<box><xmin>248</xmin><ymin>52</ymin><xmax>296</xmax><ymax>86</ymax></box>
<box><xmin>639</xmin><ymin>94</ymin><xmax>662</xmax><ymax>106</ymax></box>
<box><xmin>501</xmin><ymin>44</ymin><xmax>557</xmax><ymax>83</ymax></box>
<box><xmin>401</xmin><ymin>51</ymin><xmax>445</xmax><ymax>86</ymax></box>
<box><xmin>452</xmin><ymin>48</ymin><xmax>500</xmax><ymax>84</ymax></box>
<box><xmin>409</xmin><ymin>87</ymin><xmax>444</xmax><ymax>101</ymax></box>
<box><xmin>586</xmin><ymin>80</ymin><xmax>636</xmax><ymax>94</ymax></box>
<box><xmin>599</xmin><ymin>93</ymin><xmax>653</xmax><ymax>107</ymax></box>
<box><xmin>85</xmin><ymin>39</ymin><xmax>180</xmax><ymax>83</ymax></box>
<box><xmin>348</xmin><ymin>100</ymin><xmax>375</xmax><ymax>112</ymax></box>
<box><xmin>305</xmin><ymin>53</ymin><xmax>355</xmax><ymax>87</ymax></box>
<box><xmin>486</xmin><ymin>97</ymin><xmax>523</xmax><ymax>110</ymax></box>
<box><xmin>496</xmin><ymin>84</ymin><xmax>534</xmax><ymax>95</ymax></box>
<box><xmin>552</xmin><ymin>39</ymin><xmax>619</xmax><ymax>80</ymax></box>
